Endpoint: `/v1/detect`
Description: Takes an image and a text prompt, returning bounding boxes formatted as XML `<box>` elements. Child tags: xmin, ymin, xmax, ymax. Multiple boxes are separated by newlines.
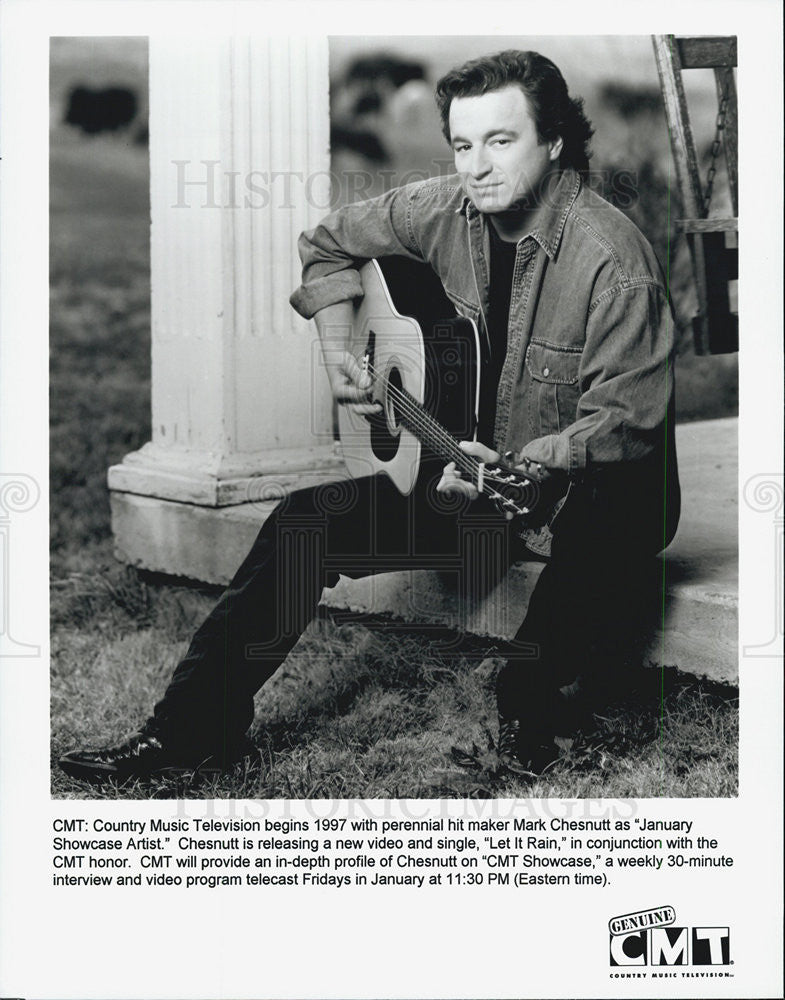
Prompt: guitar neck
<box><xmin>394</xmin><ymin>385</ymin><xmax>480</xmax><ymax>480</ymax></box>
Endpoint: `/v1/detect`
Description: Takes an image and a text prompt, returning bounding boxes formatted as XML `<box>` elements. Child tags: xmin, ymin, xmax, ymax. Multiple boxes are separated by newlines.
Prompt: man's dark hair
<box><xmin>435</xmin><ymin>50</ymin><xmax>594</xmax><ymax>174</ymax></box>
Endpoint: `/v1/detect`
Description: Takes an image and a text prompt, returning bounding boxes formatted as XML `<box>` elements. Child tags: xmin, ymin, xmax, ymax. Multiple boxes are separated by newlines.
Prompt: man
<box><xmin>59</xmin><ymin>49</ymin><xmax>679</xmax><ymax>784</ymax></box>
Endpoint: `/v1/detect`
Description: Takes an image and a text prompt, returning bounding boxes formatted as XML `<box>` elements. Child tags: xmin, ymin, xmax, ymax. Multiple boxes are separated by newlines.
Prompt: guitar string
<box><xmin>360</xmin><ymin>359</ymin><xmax>484</xmax><ymax>479</ymax></box>
<box><xmin>359</xmin><ymin>359</ymin><xmax>539</xmax><ymax>505</ymax></box>
<box><xmin>361</xmin><ymin>359</ymin><xmax>537</xmax><ymax>499</ymax></box>
<box><xmin>359</xmin><ymin>360</ymin><xmax>471</xmax><ymax>456</ymax></box>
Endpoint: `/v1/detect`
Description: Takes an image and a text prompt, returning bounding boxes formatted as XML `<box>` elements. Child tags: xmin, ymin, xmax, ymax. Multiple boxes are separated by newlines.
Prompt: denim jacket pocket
<box><xmin>525</xmin><ymin>340</ymin><xmax>582</xmax><ymax>436</ymax></box>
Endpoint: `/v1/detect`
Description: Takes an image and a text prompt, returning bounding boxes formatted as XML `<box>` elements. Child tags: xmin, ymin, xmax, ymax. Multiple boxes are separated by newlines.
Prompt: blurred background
<box><xmin>50</xmin><ymin>35</ymin><xmax>738</xmax><ymax>576</ymax></box>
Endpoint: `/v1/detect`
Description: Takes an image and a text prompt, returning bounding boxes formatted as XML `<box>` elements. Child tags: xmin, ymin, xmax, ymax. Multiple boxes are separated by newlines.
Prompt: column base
<box><xmin>108</xmin><ymin>442</ymin><xmax>346</xmax><ymax>507</ymax></box>
<box><xmin>111</xmin><ymin>492</ymin><xmax>276</xmax><ymax>584</ymax></box>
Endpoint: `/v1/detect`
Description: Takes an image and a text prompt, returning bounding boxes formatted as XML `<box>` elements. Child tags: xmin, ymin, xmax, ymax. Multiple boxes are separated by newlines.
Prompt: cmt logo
<box><xmin>610</xmin><ymin>926</ymin><xmax>731</xmax><ymax>966</ymax></box>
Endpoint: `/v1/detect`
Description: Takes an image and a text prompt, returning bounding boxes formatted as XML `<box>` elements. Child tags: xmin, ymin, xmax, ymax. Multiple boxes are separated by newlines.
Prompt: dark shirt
<box><xmin>477</xmin><ymin>222</ymin><xmax>517</xmax><ymax>446</ymax></box>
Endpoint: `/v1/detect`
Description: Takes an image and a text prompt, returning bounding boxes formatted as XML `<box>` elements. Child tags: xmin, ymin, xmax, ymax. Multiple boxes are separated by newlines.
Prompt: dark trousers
<box><xmin>152</xmin><ymin>462</ymin><xmax>664</xmax><ymax>756</ymax></box>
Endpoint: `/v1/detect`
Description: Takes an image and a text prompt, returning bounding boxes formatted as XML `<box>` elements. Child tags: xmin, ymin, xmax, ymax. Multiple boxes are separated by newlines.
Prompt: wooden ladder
<box><xmin>652</xmin><ymin>35</ymin><xmax>738</xmax><ymax>354</ymax></box>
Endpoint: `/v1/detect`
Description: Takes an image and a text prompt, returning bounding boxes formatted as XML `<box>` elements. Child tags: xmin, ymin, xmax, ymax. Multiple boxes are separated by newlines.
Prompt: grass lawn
<box><xmin>50</xmin><ymin>129</ymin><xmax>738</xmax><ymax>801</ymax></box>
<box><xmin>51</xmin><ymin>575</ymin><xmax>738</xmax><ymax>799</ymax></box>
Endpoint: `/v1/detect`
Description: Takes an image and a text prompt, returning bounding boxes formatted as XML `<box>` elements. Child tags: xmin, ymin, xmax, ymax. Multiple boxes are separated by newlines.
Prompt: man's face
<box><xmin>449</xmin><ymin>85</ymin><xmax>563</xmax><ymax>214</ymax></box>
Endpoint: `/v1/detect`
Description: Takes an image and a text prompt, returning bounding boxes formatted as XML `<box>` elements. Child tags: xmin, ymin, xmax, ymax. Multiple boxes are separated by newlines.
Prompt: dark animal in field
<box><xmin>331</xmin><ymin>54</ymin><xmax>426</xmax><ymax>163</ymax></box>
<box><xmin>65</xmin><ymin>86</ymin><xmax>138</xmax><ymax>135</ymax></box>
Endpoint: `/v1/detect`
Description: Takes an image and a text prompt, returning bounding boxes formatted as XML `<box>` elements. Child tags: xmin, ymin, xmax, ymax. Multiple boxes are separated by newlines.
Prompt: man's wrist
<box><xmin>516</xmin><ymin>434</ymin><xmax>575</xmax><ymax>476</ymax></box>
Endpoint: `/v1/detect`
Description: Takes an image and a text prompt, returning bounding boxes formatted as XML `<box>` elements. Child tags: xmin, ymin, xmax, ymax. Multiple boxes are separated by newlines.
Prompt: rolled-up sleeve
<box><xmin>521</xmin><ymin>279</ymin><xmax>675</xmax><ymax>473</ymax></box>
<box><xmin>289</xmin><ymin>185</ymin><xmax>423</xmax><ymax>319</ymax></box>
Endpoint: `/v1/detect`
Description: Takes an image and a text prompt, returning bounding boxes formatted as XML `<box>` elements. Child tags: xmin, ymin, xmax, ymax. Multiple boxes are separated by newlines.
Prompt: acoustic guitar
<box><xmin>337</xmin><ymin>256</ymin><xmax>568</xmax><ymax>530</ymax></box>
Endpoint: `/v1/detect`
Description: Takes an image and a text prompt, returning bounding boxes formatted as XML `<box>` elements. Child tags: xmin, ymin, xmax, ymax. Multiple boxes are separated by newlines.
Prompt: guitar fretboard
<box><xmin>394</xmin><ymin>385</ymin><xmax>480</xmax><ymax>480</ymax></box>
<box><xmin>392</xmin><ymin>383</ymin><xmax>542</xmax><ymax>517</ymax></box>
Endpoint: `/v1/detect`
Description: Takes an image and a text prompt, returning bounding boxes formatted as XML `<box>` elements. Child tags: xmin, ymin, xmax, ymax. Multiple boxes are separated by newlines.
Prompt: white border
<box><xmin>1</xmin><ymin>2</ymin><xmax>782</xmax><ymax>998</ymax></box>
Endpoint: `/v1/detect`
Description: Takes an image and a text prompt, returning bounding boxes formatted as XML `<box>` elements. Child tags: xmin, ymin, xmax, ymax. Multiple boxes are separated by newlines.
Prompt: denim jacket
<box><xmin>291</xmin><ymin>168</ymin><xmax>680</xmax><ymax>553</ymax></box>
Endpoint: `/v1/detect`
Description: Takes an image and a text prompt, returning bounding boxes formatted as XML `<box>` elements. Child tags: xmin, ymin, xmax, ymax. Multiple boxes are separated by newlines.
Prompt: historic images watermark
<box><xmin>169</xmin><ymin>160</ymin><xmax>641</xmax><ymax>213</ymax></box>
<box><xmin>742</xmin><ymin>473</ymin><xmax>784</xmax><ymax>658</ymax></box>
<box><xmin>0</xmin><ymin>473</ymin><xmax>41</xmax><ymax>658</ymax></box>
<box><xmin>165</xmin><ymin>793</ymin><xmax>641</xmax><ymax>825</ymax></box>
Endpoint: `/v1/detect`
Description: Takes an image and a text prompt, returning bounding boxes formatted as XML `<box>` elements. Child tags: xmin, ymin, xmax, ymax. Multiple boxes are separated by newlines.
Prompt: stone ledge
<box><xmin>321</xmin><ymin>562</ymin><xmax>737</xmax><ymax>687</ymax></box>
<box><xmin>110</xmin><ymin>417</ymin><xmax>738</xmax><ymax>685</ymax></box>
<box><xmin>108</xmin><ymin>443</ymin><xmax>345</xmax><ymax>507</ymax></box>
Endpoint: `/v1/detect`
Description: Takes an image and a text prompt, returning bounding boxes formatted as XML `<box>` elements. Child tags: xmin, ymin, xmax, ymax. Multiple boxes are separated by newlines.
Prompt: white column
<box><xmin>110</xmin><ymin>37</ymin><xmax>343</xmax><ymax>580</ymax></box>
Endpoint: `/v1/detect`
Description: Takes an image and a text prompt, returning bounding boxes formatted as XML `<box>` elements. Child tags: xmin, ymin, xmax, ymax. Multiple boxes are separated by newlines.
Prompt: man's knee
<box><xmin>276</xmin><ymin>477</ymin><xmax>370</xmax><ymax>523</ymax></box>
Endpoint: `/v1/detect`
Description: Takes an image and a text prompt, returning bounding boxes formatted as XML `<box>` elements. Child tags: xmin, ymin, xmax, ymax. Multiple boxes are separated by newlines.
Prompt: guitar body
<box><xmin>338</xmin><ymin>257</ymin><xmax>481</xmax><ymax>493</ymax></box>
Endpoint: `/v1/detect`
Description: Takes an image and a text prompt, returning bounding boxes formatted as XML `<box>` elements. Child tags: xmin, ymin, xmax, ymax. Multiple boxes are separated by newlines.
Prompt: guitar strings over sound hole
<box><xmin>369</xmin><ymin>364</ymin><xmax>404</xmax><ymax>462</ymax></box>
<box><xmin>383</xmin><ymin>365</ymin><xmax>404</xmax><ymax>432</ymax></box>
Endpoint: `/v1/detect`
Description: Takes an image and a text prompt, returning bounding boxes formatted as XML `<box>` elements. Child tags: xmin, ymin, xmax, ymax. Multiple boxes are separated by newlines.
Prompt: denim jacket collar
<box><xmin>456</xmin><ymin>168</ymin><xmax>581</xmax><ymax>260</ymax></box>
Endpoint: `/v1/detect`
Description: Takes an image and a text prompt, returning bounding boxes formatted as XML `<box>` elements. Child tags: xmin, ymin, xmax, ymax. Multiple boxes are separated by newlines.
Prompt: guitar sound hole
<box><xmin>368</xmin><ymin>365</ymin><xmax>403</xmax><ymax>462</ymax></box>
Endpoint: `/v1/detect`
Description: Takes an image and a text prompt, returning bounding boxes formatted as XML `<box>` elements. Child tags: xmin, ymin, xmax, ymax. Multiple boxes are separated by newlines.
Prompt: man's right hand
<box><xmin>314</xmin><ymin>301</ymin><xmax>382</xmax><ymax>416</ymax></box>
<box><xmin>327</xmin><ymin>349</ymin><xmax>383</xmax><ymax>416</ymax></box>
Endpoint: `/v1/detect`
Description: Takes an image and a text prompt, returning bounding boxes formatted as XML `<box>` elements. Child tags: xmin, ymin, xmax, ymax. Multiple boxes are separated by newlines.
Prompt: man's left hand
<box><xmin>436</xmin><ymin>440</ymin><xmax>501</xmax><ymax>499</ymax></box>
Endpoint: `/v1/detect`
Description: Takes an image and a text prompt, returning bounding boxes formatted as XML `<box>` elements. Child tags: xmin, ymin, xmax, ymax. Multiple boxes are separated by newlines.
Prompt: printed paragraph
<box><xmin>50</xmin><ymin>811</ymin><xmax>735</xmax><ymax>891</ymax></box>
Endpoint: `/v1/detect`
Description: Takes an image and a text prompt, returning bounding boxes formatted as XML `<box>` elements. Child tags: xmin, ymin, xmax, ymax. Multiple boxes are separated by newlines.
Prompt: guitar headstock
<box><xmin>481</xmin><ymin>460</ymin><xmax>564</xmax><ymax>523</ymax></box>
